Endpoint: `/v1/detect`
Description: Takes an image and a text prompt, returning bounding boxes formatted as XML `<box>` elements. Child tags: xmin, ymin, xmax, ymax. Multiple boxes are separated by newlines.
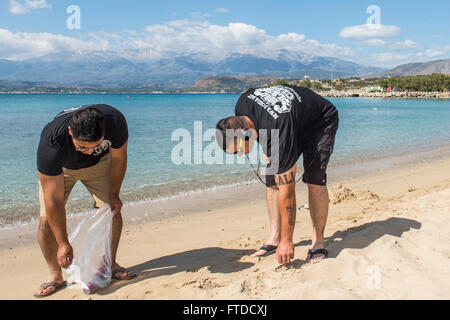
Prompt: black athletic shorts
<box><xmin>265</xmin><ymin>113</ymin><xmax>339</xmax><ymax>187</ymax></box>
<box><xmin>301</xmin><ymin>114</ymin><xmax>339</xmax><ymax>186</ymax></box>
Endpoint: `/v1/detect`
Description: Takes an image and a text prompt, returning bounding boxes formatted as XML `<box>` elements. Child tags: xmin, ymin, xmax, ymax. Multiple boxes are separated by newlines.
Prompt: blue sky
<box><xmin>1</xmin><ymin>0</ymin><xmax>449</xmax><ymax>67</ymax></box>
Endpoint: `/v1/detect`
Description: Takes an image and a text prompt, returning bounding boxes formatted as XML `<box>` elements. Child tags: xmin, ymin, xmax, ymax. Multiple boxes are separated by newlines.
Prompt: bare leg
<box><xmin>35</xmin><ymin>218</ymin><xmax>65</xmax><ymax>295</ymax></box>
<box><xmin>266</xmin><ymin>186</ymin><xmax>281</xmax><ymax>244</ymax></box>
<box><xmin>111</xmin><ymin>212</ymin><xmax>122</xmax><ymax>264</ymax></box>
<box><xmin>306</xmin><ymin>184</ymin><xmax>329</xmax><ymax>263</ymax></box>
<box><xmin>110</xmin><ymin>212</ymin><xmax>136</xmax><ymax>279</ymax></box>
<box><xmin>81</xmin><ymin>156</ymin><xmax>135</xmax><ymax>280</ymax></box>
<box><xmin>251</xmin><ymin>186</ymin><xmax>281</xmax><ymax>256</ymax></box>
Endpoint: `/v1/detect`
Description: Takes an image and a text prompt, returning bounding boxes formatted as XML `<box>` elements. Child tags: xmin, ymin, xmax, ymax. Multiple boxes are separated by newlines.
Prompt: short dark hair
<box><xmin>215</xmin><ymin>116</ymin><xmax>247</xmax><ymax>151</ymax></box>
<box><xmin>69</xmin><ymin>107</ymin><xmax>106</xmax><ymax>142</ymax></box>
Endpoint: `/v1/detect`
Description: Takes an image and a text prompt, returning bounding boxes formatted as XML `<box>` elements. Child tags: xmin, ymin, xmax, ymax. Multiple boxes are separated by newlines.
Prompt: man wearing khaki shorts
<box><xmin>34</xmin><ymin>104</ymin><xmax>136</xmax><ymax>297</ymax></box>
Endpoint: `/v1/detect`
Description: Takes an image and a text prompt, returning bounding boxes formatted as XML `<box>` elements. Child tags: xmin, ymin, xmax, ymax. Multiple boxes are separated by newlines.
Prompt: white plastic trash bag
<box><xmin>65</xmin><ymin>207</ymin><xmax>114</xmax><ymax>294</ymax></box>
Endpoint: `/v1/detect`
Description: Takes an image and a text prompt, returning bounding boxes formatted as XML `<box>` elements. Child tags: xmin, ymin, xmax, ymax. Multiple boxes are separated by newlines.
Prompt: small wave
<box><xmin>125</xmin><ymin>179</ymin><xmax>259</xmax><ymax>207</ymax></box>
<box><xmin>0</xmin><ymin>207</ymin><xmax>100</xmax><ymax>231</ymax></box>
<box><xmin>0</xmin><ymin>218</ymin><xmax>39</xmax><ymax>231</ymax></box>
<box><xmin>0</xmin><ymin>179</ymin><xmax>260</xmax><ymax>230</ymax></box>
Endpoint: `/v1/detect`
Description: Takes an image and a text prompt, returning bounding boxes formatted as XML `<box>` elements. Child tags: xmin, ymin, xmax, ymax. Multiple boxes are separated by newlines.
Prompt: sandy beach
<box><xmin>0</xmin><ymin>155</ymin><xmax>449</xmax><ymax>300</ymax></box>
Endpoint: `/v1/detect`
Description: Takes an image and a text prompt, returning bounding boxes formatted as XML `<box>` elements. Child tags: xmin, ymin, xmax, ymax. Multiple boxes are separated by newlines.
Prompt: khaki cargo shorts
<box><xmin>39</xmin><ymin>154</ymin><xmax>111</xmax><ymax>217</ymax></box>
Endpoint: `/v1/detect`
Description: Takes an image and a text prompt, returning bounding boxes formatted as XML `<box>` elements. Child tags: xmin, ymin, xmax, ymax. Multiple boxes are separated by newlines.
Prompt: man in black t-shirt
<box><xmin>216</xmin><ymin>85</ymin><xmax>339</xmax><ymax>265</ymax></box>
<box><xmin>34</xmin><ymin>104</ymin><xmax>136</xmax><ymax>297</ymax></box>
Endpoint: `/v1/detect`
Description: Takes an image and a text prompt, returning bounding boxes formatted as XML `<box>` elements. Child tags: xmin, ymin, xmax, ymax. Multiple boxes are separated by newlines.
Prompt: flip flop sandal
<box><xmin>253</xmin><ymin>244</ymin><xmax>278</xmax><ymax>257</ymax></box>
<box><xmin>307</xmin><ymin>248</ymin><xmax>328</xmax><ymax>262</ymax></box>
<box><xmin>112</xmin><ymin>267</ymin><xmax>137</xmax><ymax>280</ymax></box>
<box><xmin>33</xmin><ymin>280</ymin><xmax>67</xmax><ymax>298</ymax></box>
<box><xmin>298</xmin><ymin>204</ymin><xmax>309</xmax><ymax>210</ymax></box>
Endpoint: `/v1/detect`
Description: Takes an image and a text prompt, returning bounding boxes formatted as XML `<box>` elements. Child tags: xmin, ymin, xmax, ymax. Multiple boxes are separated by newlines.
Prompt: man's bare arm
<box><xmin>38</xmin><ymin>172</ymin><xmax>68</xmax><ymax>244</ymax></box>
<box><xmin>274</xmin><ymin>165</ymin><xmax>297</xmax><ymax>264</ymax></box>
<box><xmin>38</xmin><ymin>172</ymin><xmax>73</xmax><ymax>268</ymax></box>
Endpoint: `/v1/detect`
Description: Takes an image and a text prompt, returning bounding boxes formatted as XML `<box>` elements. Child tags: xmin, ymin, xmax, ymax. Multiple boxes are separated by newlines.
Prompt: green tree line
<box><xmin>377</xmin><ymin>74</ymin><xmax>450</xmax><ymax>92</ymax></box>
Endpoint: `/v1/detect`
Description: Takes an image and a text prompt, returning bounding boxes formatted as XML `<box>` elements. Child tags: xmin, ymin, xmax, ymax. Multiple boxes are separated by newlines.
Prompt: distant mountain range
<box><xmin>0</xmin><ymin>50</ymin><xmax>448</xmax><ymax>89</ymax></box>
<box><xmin>374</xmin><ymin>59</ymin><xmax>450</xmax><ymax>77</ymax></box>
<box><xmin>0</xmin><ymin>80</ymin><xmax>58</xmax><ymax>88</ymax></box>
<box><xmin>189</xmin><ymin>75</ymin><xmax>280</xmax><ymax>92</ymax></box>
<box><xmin>0</xmin><ymin>49</ymin><xmax>383</xmax><ymax>88</ymax></box>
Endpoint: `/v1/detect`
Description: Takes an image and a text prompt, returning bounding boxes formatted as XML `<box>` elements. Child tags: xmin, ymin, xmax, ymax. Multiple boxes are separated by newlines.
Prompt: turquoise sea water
<box><xmin>0</xmin><ymin>94</ymin><xmax>449</xmax><ymax>226</ymax></box>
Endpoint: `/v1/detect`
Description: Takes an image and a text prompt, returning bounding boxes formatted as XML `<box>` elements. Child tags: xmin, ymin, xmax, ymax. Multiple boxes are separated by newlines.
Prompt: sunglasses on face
<box><xmin>72</xmin><ymin>137</ymin><xmax>103</xmax><ymax>152</ymax></box>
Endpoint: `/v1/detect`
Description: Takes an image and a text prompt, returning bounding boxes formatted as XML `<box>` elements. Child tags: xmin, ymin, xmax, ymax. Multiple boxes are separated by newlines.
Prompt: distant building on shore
<box><xmin>364</xmin><ymin>86</ymin><xmax>383</xmax><ymax>93</ymax></box>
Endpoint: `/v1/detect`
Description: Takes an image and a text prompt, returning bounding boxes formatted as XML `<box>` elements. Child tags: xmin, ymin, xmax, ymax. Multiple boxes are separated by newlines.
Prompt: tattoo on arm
<box><xmin>286</xmin><ymin>204</ymin><xmax>296</xmax><ymax>226</ymax></box>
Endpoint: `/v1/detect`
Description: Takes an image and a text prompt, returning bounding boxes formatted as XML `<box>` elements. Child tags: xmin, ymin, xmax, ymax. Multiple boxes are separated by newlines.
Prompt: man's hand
<box><xmin>109</xmin><ymin>194</ymin><xmax>123</xmax><ymax>216</ymax></box>
<box><xmin>57</xmin><ymin>242</ymin><xmax>73</xmax><ymax>269</ymax></box>
<box><xmin>277</xmin><ymin>238</ymin><xmax>294</xmax><ymax>265</ymax></box>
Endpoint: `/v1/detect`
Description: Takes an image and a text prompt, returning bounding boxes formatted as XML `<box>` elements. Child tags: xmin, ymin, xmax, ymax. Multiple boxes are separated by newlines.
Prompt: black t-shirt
<box><xmin>235</xmin><ymin>85</ymin><xmax>337</xmax><ymax>174</ymax></box>
<box><xmin>37</xmin><ymin>104</ymin><xmax>128</xmax><ymax>176</ymax></box>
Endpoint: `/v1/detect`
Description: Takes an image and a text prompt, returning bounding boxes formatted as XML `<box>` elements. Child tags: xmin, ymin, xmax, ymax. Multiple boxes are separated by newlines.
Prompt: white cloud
<box><xmin>0</xmin><ymin>19</ymin><xmax>357</xmax><ymax>62</ymax></box>
<box><xmin>340</xmin><ymin>23</ymin><xmax>401</xmax><ymax>40</ymax></box>
<box><xmin>417</xmin><ymin>49</ymin><xmax>445</xmax><ymax>58</ymax></box>
<box><xmin>361</xmin><ymin>46</ymin><xmax>450</xmax><ymax>68</ymax></box>
<box><xmin>11</xmin><ymin>19</ymin><xmax>447</xmax><ymax>69</ymax></box>
<box><xmin>361</xmin><ymin>52</ymin><xmax>415</xmax><ymax>68</ymax></box>
<box><xmin>8</xmin><ymin>0</ymin><xmax>51</xmax><ymax>15</ymax></box>
<box><xmin>0</xmin><ymin>28</ymin><xmax>105</xmax><ymax>60</ymax></box>
<box><xmin>138</xmin><ymin>21</ymin><xmax>268</xmax><ymax>52</ymax></box>
<box><xmin>365</xmin><ymin>38</ymin><xmax>387</xmax><ymax>47</ymax></box>
<box><xmin>139</xmin><ymin>20</ymin><xmax>355</xmax><ymax>59</ymax></box>
<box><xmin>208</xmin><ymin>22</ymin><xmax>267</xmax><ymax>48</ymax></box>
<box><xmin>215</xmin><ymin>8</ymin><xmax>230</xmax><ymax>13</ymax></box>
<box><xmin>25</xmin><ymin>0</ymin><xmax>49</xmax><ymax>9</ymax></box>
<box><xmin>365</xmin><ymin>38</ymin><xmax>419</xmax><ymax>51</ymax></box>
<box><xmin>189</xmin><ymin>12</ymin><xmax>211</xmax><ymax>20</ymax></box>
<box><xmin>393</xmin><ymin>39</ymin><xmax>419</xmax><ymax>50</ymax></box>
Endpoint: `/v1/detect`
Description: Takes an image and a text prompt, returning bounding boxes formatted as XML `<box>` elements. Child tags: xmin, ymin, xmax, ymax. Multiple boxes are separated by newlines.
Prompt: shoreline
<box><xmin>0</xmin><ymin>152</ymin><xmax>449</xmax><ymax>299</ymax></box>
<box><xmin>1</xmin><ymin>142</ymin><xmax>449</xmax><ymax>251</ymax></box>
<box><xmin>2</xmin><ymin>141</ymin><xmax>450</xmax><ymax>230</ymax></box>
<box><xmin>319</xmin><ymin>89</ymin><xmax>450</xmax><ymax>99</ymax></box>
<box><xmin>1</xmin><ymin>91</ymin><xmax>449</xmax><ymax>98</ymax></box>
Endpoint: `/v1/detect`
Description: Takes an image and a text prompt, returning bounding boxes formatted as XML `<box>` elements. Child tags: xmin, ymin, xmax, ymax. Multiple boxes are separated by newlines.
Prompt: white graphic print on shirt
<box><xmin>247</xmin><ymin>86</ymin><xmax>302</xmax><ymax>119</ymax></box>
<box><xmin>93</xmin><ymin>139</ymin><xmax>112</xmax><ymax>156</ymax></box>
